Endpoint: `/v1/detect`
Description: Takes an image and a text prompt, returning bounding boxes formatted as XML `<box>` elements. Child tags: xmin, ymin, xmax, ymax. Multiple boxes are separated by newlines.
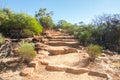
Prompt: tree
<box><xmin>35</xmin><ymin>8</ymin><xmax>54</xmax><ymax>29</ymax></box>
<box><xmin>57</xmin><ymin>20</ymin><xmax>72</xmax><ymax>29</ymax></box>
<box><xmin>0</xmin><ymin>9</ymin><xmax>8</xmax><ymax>25</ymax></box>
<box><xmin>3</xmin><ymin>8</ymin><xmax>13</xmax><ymax>18</ymax></box>
<box><xmin>93</xmin><ymin>14</ymin><xmax>120</xmax><ymax>51</ymax></box>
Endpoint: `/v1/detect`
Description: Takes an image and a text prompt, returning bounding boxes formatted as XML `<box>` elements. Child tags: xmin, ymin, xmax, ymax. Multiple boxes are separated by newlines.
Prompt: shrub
<box><xmin>18</xmin><ymin>41</ymin><xmax>37</xmax><ymax>62</ymax></box>
<box><xmin>0</xmin><ymin>13</ymin><xmax>42</xmax><ymax>38</ymax></box>
<box><xmin>0</xmin><ymin>33</ymin><xmax>5</xmax><ymax>44</ymax></box>
<box><xmin>86</xmin><ymin>44</ymin><xmax>102</xmax><ymax>61</ymax></box>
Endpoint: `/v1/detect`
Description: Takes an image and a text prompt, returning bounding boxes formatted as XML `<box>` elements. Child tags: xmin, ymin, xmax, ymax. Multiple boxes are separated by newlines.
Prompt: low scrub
<box><xmin>0</xmin><ymin>33</ymin><xmax>5</xmax><ymax>45</ymax></box>
<box><xmin>18</xmin><ymin>41</ymin><xmax>37</xmax><ymax>62</ymax></box>
<box><xmin>86</xmin><ymin>44</ymin><xmax>102</xmax><ymax>61</ymax></box>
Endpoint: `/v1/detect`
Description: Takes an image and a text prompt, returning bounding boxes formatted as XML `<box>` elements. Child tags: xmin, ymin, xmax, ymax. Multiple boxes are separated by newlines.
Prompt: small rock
<box><xmin>20</xmin><ymin>68</ymin><xmax>34</xmax><ymax>76</ymax></box>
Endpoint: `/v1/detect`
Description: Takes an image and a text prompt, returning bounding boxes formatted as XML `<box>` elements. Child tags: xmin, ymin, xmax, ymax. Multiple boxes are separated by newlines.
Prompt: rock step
<box><xmin>46</xmin><ymin>64</ymin><xmax>112</xmax><ymax>79</ymax></box>
<box><xmin>50</xmin><ymin>33</ymin><xmax>66</xmax><ymax>36</ymax></box>
<box><xmin>45</xmin><ymin>46</ymin><xmax>78</xmax><ymax>55</ymax></box>
<box><xmin>51</xmin><ymin>36</ymin><xmax>75</xmax><ymax>39</ymax></box>
<box><xmin>48</xmin><ymin>41</ymin><xmax>79</xmax><ymax>47</ymax></box>
<box><xmin>49</xmin><ymin>39</ymin><xmax>78</xmax><ymax>42</ymax></box>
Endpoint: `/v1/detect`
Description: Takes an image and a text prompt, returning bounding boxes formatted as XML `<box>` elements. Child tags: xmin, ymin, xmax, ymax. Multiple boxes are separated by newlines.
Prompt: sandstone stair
<box><xmin>20</xmin><ymin>30</ymin><xmax>112</xmax><ymax>80</ymax></box>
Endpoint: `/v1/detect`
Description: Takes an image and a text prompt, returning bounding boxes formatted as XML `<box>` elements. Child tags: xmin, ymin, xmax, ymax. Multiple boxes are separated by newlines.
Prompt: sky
<box><xmin>0</xmin><ymin>0</ymin><xmax>120</xmax><ymax>24</ymax></box>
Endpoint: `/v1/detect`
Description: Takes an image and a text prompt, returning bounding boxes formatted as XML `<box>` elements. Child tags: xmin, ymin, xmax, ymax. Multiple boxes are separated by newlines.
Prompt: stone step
<box><xmin>48</xmin><ymin>41</ymin><xmax>79</xmax><ymax>47</ymax></box>
<box><xmin>49</xmin><ymin>38</ymin><xmax>78</xmax><ymax>42</ymax></box>
<box><xmin>45</xmin><ymin>64</ymin><xmax>111</xmax><ymax>80</ymax></box>
<box><xmin>50</xmin><ymin>33</ymin><xmax>64</xmax><ymax>36</ymax></box>
<box><xmin>45</xmin><ymin>46</ymin><xmax>78</xmax><ymax>55</ymax></box>
<box><xmin>51</xmin><ymin>36</ymin><xmax>75</xmax><ymax>39</ymax></box>
<box><xmin>51</xmin><ymin>33</ymin><xmax>69</xmax><ymax>36</ymax></box>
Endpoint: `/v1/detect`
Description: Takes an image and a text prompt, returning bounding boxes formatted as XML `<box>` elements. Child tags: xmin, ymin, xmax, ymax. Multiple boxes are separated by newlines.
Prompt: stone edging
<box><xmin>46</xmin><ymin>64</ymin><xmax>112</xmax><ymax>80</ymax></box>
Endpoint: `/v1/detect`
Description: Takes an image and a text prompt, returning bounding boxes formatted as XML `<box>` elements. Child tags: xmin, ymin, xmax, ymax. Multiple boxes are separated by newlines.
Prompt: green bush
<box><xmin>18</xmin><ymin>41</ymin><xmax>37</xmax><ymax>62</ymax></box>
<box><xmin>0</xmin><ymin>33</ymin><xmax>5</xmax><ymax>44</ymax></box>
<box><xmin>86</xmin><ymin>44</ymin><xmax>102</xmax><ymax>61</ymax></box>
<box><xmin>0</xmin><ymin>13</ymin><xmax>42</xmax><ymax>38</ymax></box>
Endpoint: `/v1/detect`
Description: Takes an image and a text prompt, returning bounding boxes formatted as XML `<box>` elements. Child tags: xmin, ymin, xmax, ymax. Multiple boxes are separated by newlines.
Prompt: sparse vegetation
<box><xmin>86</xmin><ymin>44</ymin><xmax>102</xmax><ymax>61</ymax></box>
<box><xmin>18</xmin><ymin>41</ymin><xmax>37</xmax><ymax>62</ymax></box>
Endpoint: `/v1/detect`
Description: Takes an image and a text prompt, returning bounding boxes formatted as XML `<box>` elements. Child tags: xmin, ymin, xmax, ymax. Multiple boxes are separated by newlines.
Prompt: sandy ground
<box><xmin>0</xmin><ymin>52</ymin><xmax>107</xmax><ymax>80</ymax></box>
